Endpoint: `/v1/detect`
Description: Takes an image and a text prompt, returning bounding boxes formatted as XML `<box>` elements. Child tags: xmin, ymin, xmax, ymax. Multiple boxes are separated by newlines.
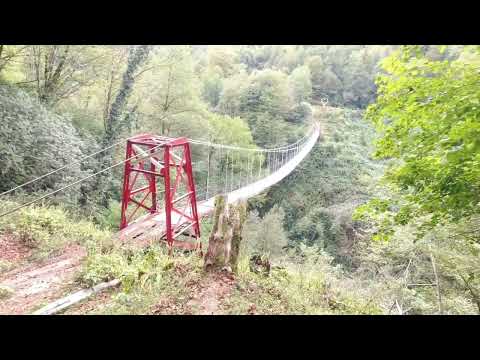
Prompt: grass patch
<box><xmin>0</xmin><ymin>259</ymin><xmax>14</xmax><ymax>275</ymax></box>
<box><xmin>78</xmin><ymin>242</ymin><xmax>204</xmax><ymax>315</ymax></box>
<box><xmin>0</xmin><ymin>285</ymin><xmax>14</xmax><ymax>299</ymax></box>
<box><xmin>223</xmin><ymin>245</ymin><xmax>384</xmax><ymax>315</ymax></box>
<box><xmin>0</xmin><ymin>200</ymin><xmax>112</xmax><ymax>260</ymax></box>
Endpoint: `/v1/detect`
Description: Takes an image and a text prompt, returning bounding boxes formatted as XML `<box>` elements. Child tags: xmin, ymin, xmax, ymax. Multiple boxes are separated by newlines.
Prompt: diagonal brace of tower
<box><xmin>120</xmin><ymin>134</ymin><xmax>201</xmax><ymax>249</ymax></box>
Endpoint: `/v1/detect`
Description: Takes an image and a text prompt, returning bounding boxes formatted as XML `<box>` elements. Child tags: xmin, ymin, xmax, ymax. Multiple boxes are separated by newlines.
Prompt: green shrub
<box><xmin>286</xmin><ymin>102</ymin><xmax>312</xmax><ymax>124</ymax></box>
<box><xmin>0</xmin><ymin>285</ymin><xmax>14</xmax><ymax>299</ymax></box>
<box><xmin>225</xmin><ymin>243</ymin><xmax>385</xmax><ymax>315</ymax></box>
<box><xmin>0</xmin><ymin>259</ymin><xmax>13</xmax><ymax>274</ymax></box>
<box><xmin>82</xmin><ymin>245</ymin><xmax>203</xmax><ymax>315</ymax></box>
<box><xmin>80</xmin><ymin>252</ymin><xmax>127</xmax><ymax>287</ymax></box>
<box><xmin>96</xmin><ymin>200</ymin><xmax>122</xmax><ymax>230</ymax></box>
<box><xmin>0</xmin><ymin>85</ymin><xmax>89</xmax><ymax>197</ymax></box>
<box><xmin>0</xmin><ymin>200</ymin><xmax>112</xmax><ymax>259</ymax></box>
<box><xmin>7</xmin><ymin>206</ymin><xmax>69</xmax><ymax>248</ymax></box>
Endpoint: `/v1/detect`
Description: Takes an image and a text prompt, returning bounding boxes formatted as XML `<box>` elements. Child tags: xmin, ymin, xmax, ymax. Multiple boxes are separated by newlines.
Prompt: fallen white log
<box><xmin>32</xmin><ymin>279</ymin><xmax>121</xmax><ymax>315</ymax></box>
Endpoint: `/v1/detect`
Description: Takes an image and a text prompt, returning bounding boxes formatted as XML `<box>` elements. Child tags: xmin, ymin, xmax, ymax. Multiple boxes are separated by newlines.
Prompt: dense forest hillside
<box><xmin>0</xmin><ymin>45</ymin><xmax>479</xmax><ymax>315</ymax></box>
<box><xmin>262</xmin><ymin>106</ymin><xmax>383</xmax><ymax>265</ymax></box>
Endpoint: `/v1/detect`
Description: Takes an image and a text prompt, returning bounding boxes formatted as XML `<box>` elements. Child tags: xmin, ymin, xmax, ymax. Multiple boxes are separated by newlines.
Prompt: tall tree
<box><xmin>23</xmin><ymin>45</ymin><xmax>104</xmax><ymax>106</ymax></box>
<box><xmin>101</xmin><ymin>47</ymin><xmax>129</xmax><ymax>131</ymax></box>
<box><xmin>134</xmin><ymin>46</ymin><xmax>202</xmax><ymax>136</ymax></box>
<box><xmin>0</xmin><ymin>45</ymin><xmax>28</xmax><ymax>75</ymax></box>
<box><xmin>103</xmin><ymin>45</ymin><xmax>151</xmax><ymax>148</ymax></box>
<box><xmin>288</xmin><ymin>65</ymin><xmax>312</xmax><ymax>104</ymax></box>
<box><xmin>92</xmin><ymin>45</ymin><xmax>151</xmax><ymax>208</ymax></box>
<box><xmin>355</xmin><ymin>45</ymin><xmax>480</xmax><ymax>240</ymax></box>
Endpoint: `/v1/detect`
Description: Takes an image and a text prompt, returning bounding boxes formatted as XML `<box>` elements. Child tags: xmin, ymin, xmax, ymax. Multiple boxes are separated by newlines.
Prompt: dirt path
<box><xmin>186</xmin><ymin>271</ymin><xmax>236</xmax><ymax>315</ymax></box>
<box><xmin>0</xmin><ymin>245</ymin><xmax>86</xmax><ymax>315</ymax></box>
<box><xmin>1</xmin><ymin>233</ymin><xmax>236</xmax><ymax>315</ymax></box>
<box><xmin>0</xmin><ymin>235</ymin><xmax>32</xmax><ymax>266</ymax></box>
<box><xmin>71</xmin><ymin>268</ymin><xmax>237</xmax><ymax>315</ymax></box>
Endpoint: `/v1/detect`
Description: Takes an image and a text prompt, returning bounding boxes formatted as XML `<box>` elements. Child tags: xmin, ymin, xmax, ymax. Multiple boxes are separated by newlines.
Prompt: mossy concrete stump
<box><xmin>204</xmin><ymin>195</ymin><xmax>247</xmax><ymax>273</ymax></box>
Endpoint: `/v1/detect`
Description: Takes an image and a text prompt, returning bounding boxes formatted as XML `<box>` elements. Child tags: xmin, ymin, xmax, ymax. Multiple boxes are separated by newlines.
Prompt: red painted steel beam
<box><xmin>130</xmin><ymin>168</ymin><xmax>163</xmax><ymax>177</ymax></box>
<box><xmin>120</xmin><ymin>135</ymin><xmax>201</xmax><ymax>252</ymax></box>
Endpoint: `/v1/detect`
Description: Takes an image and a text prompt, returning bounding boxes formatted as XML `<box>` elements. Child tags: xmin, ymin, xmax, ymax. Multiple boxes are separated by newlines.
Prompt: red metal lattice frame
<box><xmin>120</xmin><ymin>134</ymin><xmax>200</xmax><ymax>250</ymax></box>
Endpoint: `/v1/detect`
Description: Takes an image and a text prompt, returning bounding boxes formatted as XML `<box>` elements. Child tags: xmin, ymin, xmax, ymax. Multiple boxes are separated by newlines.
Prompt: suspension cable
<box><xmin>0</xmin><ymin>141</ymin><xmax>166</xmax><ymax>219</ymax></box>
<box><xmin>205</xmin><ymin>145</ymin><xmax>210</xmax><ymax>200</ymax></box>
<box><xmin>0</xmin><ymin>122</ymin><xmax>318</xmax><ymax>217</ymax></box>
<box><xmin>186</xmin><ymin>123</ymin><xmax>316</xmax><ymax>153</ymax></box>
<box><xmin>0</xmin><ymin>138</ymin><xmax>128</xmax><ymax>198</ymax></box>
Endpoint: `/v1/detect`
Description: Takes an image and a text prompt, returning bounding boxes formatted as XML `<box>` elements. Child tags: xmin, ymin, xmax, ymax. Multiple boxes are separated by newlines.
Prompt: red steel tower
<box><xmin>119</xmin><ymin>134</ymin><xmax>201</xmax><ymax>250</ymax></box>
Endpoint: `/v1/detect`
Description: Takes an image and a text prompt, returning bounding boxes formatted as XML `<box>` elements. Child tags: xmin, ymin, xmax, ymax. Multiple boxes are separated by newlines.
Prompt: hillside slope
<box><xmin>263</xmin><ymin>105</ymin><xmax>384</xmax><ymax>264</ymax></box>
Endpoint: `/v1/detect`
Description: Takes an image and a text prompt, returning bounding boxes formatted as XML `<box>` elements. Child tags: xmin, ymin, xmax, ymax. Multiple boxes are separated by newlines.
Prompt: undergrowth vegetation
<box><xmin>224</xmin><ymin>244</ymin><xmax>384</xmax><ymax>315</ymax></box>
<box><xmin>260</xmin><ymin>107</ymin><xmax>384</xmax><ymax>266</ymax></box>
<box><xmin>76</xmin><ymin>239</ymin><xmax>391</xmax><ymax>315</ymax></box>
<box><xmin>0</xmin><ymin>199</ymin><xmax>112</xmax><ymax>260</ymax></box>
<box><xmin>71</xmin><ymin>215</ymin><xmax>388</xmax><ymax>315</ymax></box>
<box><xmin>78</xmin><ymin>244</ymin><xmax>203</xmax><ymax>314</ymax></box>
<box><xmin>73</xmin><ymin>220</ymin><xmax>214</xmax><ymax>314</ymax></box>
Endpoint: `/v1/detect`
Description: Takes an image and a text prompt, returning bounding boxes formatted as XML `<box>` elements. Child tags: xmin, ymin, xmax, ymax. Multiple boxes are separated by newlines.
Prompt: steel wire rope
<box><xmin>0</xmin><ymin>142</ymin><xmax>167</xmax><ymax>219</ymax></box>
<box><xmin>186</xmin><ymin>123</ymin><xmax>316</xmax><ymax>153</ymax></box>
<box><xmin>0</xmin><ymin>138</ymin><xmax>128</xmax><ymax>198</ymax></box>
<box><xmin>0</xmin><ymin>120</ymin><xmax>318</xmax><ymax>216</ymax></box>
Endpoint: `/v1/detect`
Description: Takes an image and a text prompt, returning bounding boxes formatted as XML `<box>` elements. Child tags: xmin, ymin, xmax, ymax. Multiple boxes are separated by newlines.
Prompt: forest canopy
<box><xmin>355</xmin><ymin>45</ymin><xmax>480</xmax><ymax>240</ymax></box>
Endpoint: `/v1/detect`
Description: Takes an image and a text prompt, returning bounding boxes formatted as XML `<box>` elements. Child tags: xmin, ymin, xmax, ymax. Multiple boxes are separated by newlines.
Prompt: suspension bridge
<box><xmin>0</xmin><ymin>107</ymin><xmax>323</xmax><ymax>252</ymax></box>
<box><xmin>117</xmin><ymin>120</ymin><xmax>320</xmax><ymax>250</ymax></box>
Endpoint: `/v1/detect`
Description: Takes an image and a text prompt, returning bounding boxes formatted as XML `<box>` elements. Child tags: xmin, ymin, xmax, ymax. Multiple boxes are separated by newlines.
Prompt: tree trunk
<box><xmin>0</xmin><ymin>45</ymin><xmax>4</xmax><ymax>72</ymax></box>
<box><xmin>459</xmin><ymin>273</ymin><xmax>480</xmax><ymax>314</ymax></box>
<box><xmin>430</xmin><ymin>252</ymin><xmax>443</xmax><ymax>315</ymax></box>
<box><xmin>93</xmin><ymin>45</ymin><xmax>151</xmax><ymax>208</ymax></box>
<box><xmin>103</xmin><ymin>45</ymin><xmax>151</xmax><ymax>150</ymax></box>
<box><xmin>204</xmin><ymin>195</ymin><xmax>247</xmax><ymax>273</ymax></box>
